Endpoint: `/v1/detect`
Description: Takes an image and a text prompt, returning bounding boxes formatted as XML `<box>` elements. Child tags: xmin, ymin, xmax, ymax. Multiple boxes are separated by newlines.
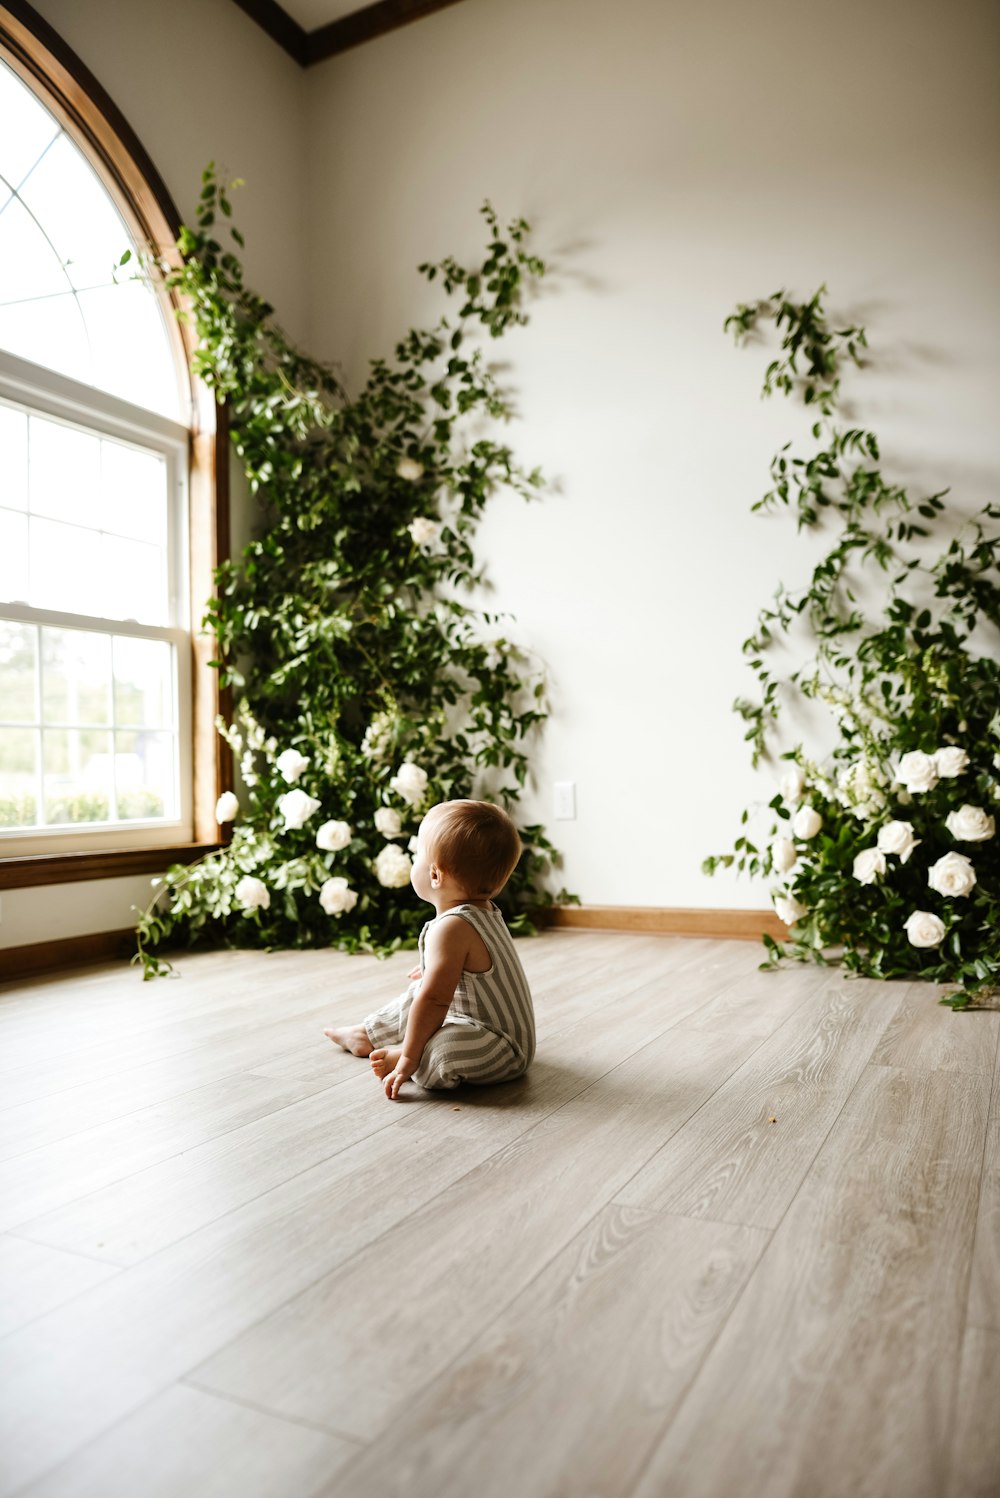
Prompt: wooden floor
<box><xmin>0</xmin><ymin>930</ymin><xmax>998</xmax><ymax>1498</ymax></box>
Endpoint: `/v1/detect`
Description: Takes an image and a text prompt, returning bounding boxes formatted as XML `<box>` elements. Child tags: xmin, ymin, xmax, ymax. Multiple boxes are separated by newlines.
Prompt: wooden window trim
<box><xmin>0</xmin><ymin>1</ymin><xmax>232</xmax><ymax>887</ymax></box>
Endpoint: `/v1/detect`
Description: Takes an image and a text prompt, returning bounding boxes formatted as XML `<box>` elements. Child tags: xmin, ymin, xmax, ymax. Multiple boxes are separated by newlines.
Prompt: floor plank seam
<box><xmin>6</xmin><ymin>1375</ymin><xmax>198</xmax><ymax>1495</ymax></box>
<box><xmin>181</xmin><ymin>1377</ymin><xmax>371</xmax><ymax>1445</ymax></box>
<box><xmin>0</xmin><ymin>1054</ymin><xmax>367</xmax><ymax>1163</ymax></box>
<box><xmin>942</xmin><ymin>1018</ymin><xmax>1000</xmax><ymax>1477</ymax></box>
<box><xmin>2</xmin><ymin>1082</ymin><xmax>412</xmax><ymax>1248</ymax></box>
<box><xmin>598</xmin><ymin>1014</ymin><xmax>797</xmax><ymax>1208</ymax></box>
<box><xmin>5</xmin><ymin>938</ymin><xmax>987</xmax><ymax>1498</ymax></box>
<box><xmin>0</xmin><ymin>1000</ymin><xmax>362</xmax><ymax>1113</ymax></box>
<box><xmin>4</xmin><ymin>1227</ymin><xmax>131</xmax><ymax>1273</ymax></box>
<box><xmin>170</xmin><ymin>1042</ymin><xmax>730</xmax><ymax>1407</ymax></box>
<box><xmin>328</xmin><ymin>1195</ymin><xmax>648</xmax><ymax>1467</ymax></box>
<box><xmin>617</xmin><ymin>1033</ymin><xmax>905</xmax><ymax>1492</ymax></box>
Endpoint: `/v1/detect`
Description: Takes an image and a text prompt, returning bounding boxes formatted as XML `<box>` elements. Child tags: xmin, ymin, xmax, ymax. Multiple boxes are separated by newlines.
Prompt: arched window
<box><xmin>0</xmin><ymin>6</ymin><xmax>226</xmax><ymax>883</ymax></box>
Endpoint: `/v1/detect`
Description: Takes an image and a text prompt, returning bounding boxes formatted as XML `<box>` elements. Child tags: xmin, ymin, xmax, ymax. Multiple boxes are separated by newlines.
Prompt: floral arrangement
<box><xmin>704</xmin><ymin>287</ymin><xmax>1000</xmax><ymax>1007</ymax></box>
<box><xmin>134</xmin><ymin>169</ymin><xmax>567</xmax><ymax>977</ymax></box>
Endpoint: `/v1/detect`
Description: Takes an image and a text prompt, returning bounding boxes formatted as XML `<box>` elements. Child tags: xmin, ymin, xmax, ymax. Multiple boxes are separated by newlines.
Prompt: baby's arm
<box><xmin>378</xmin><ymin>918</ymin><xmax>471</xmax><ymax>1099</ymax></box>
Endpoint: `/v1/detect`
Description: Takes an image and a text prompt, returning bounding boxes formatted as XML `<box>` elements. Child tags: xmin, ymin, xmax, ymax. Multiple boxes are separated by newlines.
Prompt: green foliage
<box><xmin>0</xmin><ymin>790</ymin><xmax>164</xmax><ymax>827</ymax></box>
<box><xmin>134</xmin><ymin>168</ymin><xmax>563</xmax><ymax>978</ymax></box>
<box><xmin>707</xmin><ymin>288</ymin><xmax>1000</xmax><ymax>1008</ymax></box>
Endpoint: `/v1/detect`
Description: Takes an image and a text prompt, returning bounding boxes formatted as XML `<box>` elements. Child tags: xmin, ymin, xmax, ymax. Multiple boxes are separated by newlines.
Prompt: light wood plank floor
<box><xmin>1</xmin><ymin>931</ymin><xmax>998</xmax><ymax>1498</ymax></box>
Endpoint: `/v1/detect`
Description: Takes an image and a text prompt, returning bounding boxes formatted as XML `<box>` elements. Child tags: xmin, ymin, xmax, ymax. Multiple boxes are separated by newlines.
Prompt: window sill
<box><xmin>0</xmin><ymin>843</ymin><xmax>221</xmax><ymax>890</ymax></box>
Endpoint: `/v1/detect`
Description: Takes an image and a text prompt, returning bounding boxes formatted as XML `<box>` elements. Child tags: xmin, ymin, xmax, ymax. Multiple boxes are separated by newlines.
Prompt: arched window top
<box><xmin>0</xmin><ymin>56</ymin><xmax>183</xmax><ymax>421</ymax></box>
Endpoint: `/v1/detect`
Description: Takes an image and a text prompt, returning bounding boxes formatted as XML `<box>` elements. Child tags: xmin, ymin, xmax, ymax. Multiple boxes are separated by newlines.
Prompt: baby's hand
<box><xmin>407</xmin><ymin>965</ymin><xmax>421</xmax><ymax>981</ymax></box>
<box><xmin>370</xmin><ymin>1048</ymin><xmax>414</xmax><ymax>1100</ymax></box>
<box><xmin>382</xmin><ymin>1059</ymin><xmax>414</xmax><ymax>1100</ymax></box>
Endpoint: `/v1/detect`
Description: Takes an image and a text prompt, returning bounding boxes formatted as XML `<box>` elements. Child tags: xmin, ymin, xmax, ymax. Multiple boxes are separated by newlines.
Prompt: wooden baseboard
<box><xmin>545</xmin><ymin>905</ymin><xmax>787</xmax><ymax>941</ymax></box>
<box><xmin>0</xmin><ymin>907</ymin><xmax>783</xmax><ymax>984</ymax></box>
<box><xmin>0</xmin><ymin>928</ymin><xmax>136</xmax><ymax>982</ymax></box>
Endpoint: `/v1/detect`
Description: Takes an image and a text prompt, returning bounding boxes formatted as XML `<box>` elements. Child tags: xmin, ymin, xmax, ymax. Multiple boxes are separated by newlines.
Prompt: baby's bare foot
<box><xmin>370</xmin><ymin>1046</ymin><xmax>402</xmax><ymax>1079</ymax></box>
<box><xmin>324</xmin><ymin>1025</ymin><xmax>374</xmax><ymax>1058</ymax></box>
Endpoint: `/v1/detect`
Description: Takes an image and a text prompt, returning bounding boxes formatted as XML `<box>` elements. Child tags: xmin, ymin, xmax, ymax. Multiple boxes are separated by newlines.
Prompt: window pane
<box><xmin>114</xmin><ymin>637</ymin><xmax>173</xmax><ymax>728</ymax></box>
<box><xmin>29</xmin><ymin>413</ymin><xmax>100</xmax><ymax>524</ymax></box>
<box><xmin>77</xmin><ymin>282</ymin><xmax>182</xmax><ymax>420</ymax></box>
<box><xmin>100</xmin><ymin>534</ymin><xmax>167</xmax><ymax>625</ymax></box>
<box><xmin>41</xmin><ymin>626</ymin><xmax>112</xmax><ymax>726</ymax></box>
<box><xmin>43</xmin><ymin>725</ymin><xmax>114</xmax><ymax>824</ymax></box>
<box><xmin>0</xmin><ymin>192</ymin><xmax>73</xmax><ymax>303</ymax></box>
<box><xmin>21</xmin><ymin>416</ymin><xmax>170</xmax><ymax>623</ymax></box>
<box><xmin>0</xmin><ymin>510</ymin><xmax>28</xmax><ymax>603</ymax></box>
<box><xmin>0</xmin><ymin>403</ymin><xmax>28</xmax><ymax>508</ymax></box>
<box><xmin>0</xmin><ymin>61</ymin><xmax>59</xmax><ymax>188</ymax></box>
<box><xmin>0</xmin><ymin>724</ymin><xmax>38</xmax><ymax>827</ymax></box>
<box><xmin>28</xmin><ymin>517</ymin><xmax>103</xmax><ymax>616</ymax></box>
<box><xmin>0</xmin><ymin>60</ymin><xmax>182</xmax><ymax>422</ymax></box>
<box><xmin>102</xmin><ymin>441</ymin><xmax>167</xmax><ymax>544</ymax></box>
<box><xmin>114</xmin><ymin>729</ymin><xmax>174</xmax><ymax>820</ymax></box>
<box><xmin>0</xmin><ymin>293</ymin><xmax>91</xmax><ymax>386</ymax></box>
<box><xmin>0</xmin><ymin>619</ymin><xmax>37</xmax><ymax>720</ymax></box>
<box><xmin>17</xmin><ymin>133</ymin><xmax>130</xmax><ymax>293</ymax></box>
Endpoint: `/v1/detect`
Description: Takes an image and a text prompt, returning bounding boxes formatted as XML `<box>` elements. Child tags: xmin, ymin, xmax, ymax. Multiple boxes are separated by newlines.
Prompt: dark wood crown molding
<box><xmin>232</xmin><ymin>0</ymin><xmax>469</xmax><ymax>66</ymax></box>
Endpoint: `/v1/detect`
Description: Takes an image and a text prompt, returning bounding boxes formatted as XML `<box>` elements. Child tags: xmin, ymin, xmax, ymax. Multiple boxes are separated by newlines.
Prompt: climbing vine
<box><xmin>135</xmin><ymin>169</ymin><xmax>566</xmax><ymax>976</ymax></box>
<box><xmin>705</xmin><ymin>287</ymin><xmax>1000</xmax><ymax>1007</ymax></box>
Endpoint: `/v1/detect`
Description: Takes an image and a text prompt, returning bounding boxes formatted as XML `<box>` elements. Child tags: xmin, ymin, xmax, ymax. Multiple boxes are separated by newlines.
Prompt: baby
<box><xmin>324</xmin><ymin>799</ymin><xmax>535</xmax><ymax>1100</ymax></box>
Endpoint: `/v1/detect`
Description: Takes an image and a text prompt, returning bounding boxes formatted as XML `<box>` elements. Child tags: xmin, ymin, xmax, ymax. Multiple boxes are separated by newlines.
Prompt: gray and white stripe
<box><xmin>438</xmin><ymin>903</ymin><xmax>536</xmax><ymax>1070</ymax></box>
<box><xmin>363</xmin><ymin>903</ymin><xmax>535</xmax><ymax>1091</ymax></box>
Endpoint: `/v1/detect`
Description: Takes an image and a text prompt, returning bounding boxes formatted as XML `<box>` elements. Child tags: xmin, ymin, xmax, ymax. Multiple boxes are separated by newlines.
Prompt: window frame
<box><xmin>0</xmin><ymin>0</ymin><xmax>231</xmax><ymax>891</ymax></box>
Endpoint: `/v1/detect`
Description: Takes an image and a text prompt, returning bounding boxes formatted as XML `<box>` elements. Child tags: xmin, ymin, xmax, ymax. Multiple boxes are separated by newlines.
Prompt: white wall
<box><xmin>301</xmin><ymin>0</ymin><xmax>1000</xmax><ymax>908</ymax></box>
<box><xmin>4</xmin><ymin>0</ymin><xmax>999</xmax><ymax>949</ymax></box>
<box><xmin>2</xmin><ymin>0</ymin><xmax>306</xmax><ymax>951</ymax></box>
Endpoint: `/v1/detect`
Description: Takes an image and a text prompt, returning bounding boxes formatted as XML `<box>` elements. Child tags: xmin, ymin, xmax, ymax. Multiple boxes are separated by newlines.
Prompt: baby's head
<box><xmin>420</xmin><ymin>799</ymin><xmax>522</xmax><ymax>900</ymax></box>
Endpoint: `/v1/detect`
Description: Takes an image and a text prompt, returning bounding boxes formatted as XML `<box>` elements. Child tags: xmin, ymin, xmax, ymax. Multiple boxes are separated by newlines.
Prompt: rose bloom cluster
<box><xmin>214</xmin><ymin>752</ymin><xmax>428</xmax><ymax>921</ymax></box>
<box><xmin>770</xmin><ymin>744</ymin><xmax>997</xmax><ymax>949</ymax></box>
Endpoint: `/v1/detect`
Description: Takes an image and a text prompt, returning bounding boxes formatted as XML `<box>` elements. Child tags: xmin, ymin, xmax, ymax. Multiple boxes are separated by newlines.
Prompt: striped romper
<box><xmin>363</xmin><ymin>902</ymin><xmax>535</xmax><ymax>1090</ymax></box>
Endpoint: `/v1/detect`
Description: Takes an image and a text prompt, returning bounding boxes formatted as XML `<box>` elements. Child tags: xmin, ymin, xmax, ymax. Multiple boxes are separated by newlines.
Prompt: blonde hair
<box><xmin>422</xmin><ymin>800</ymin><xmax>522</xmax><ymax>899</ymax></box>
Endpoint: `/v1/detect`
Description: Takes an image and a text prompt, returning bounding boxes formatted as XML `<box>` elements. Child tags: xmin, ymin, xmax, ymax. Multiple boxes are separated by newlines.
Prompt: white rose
<box><xmin>927</xmin><ymin>851</ymin><xmax>977</xmax><ymax>898</ymax></box>
<box><xmin>773</xmin><ymin>892</ymin><xmax>807</xmax><ymax>925</ymax></box>
<box><xmin>319</xmin><ymin>876</ymin><xmax>358</xmax><ymax>916</ymax></box>
<box><xmin>792</xmin><ymin>806</ymin><xmax>823</xmax><ymax>840</ymax></box>
<box><xmin>933</xmin><ymin>746</ymin><xmax>969</xmax><ymax>778</ymax></box>
<box><xmin>215</xmin><ymin>791</ymin><xmax>240</xmax><ymax>824</ymax></box>
<box><xmin>852</xmin><ymin>848</ymin><xmax>887</xmax><ymax>885</ymax></box>
<box><xmin>780</xmin><ymin>765</ymin><xmax>806</xmax><ymax>804</ymax></box>
<box><xmin>876</xmin><ymin>820</ymin><xmax>919</xmax><ymax>864</ymax></box>
<box><xmin>278</xmin><ymin>788</ymin><xmax>322</xmax><ymax>831</ymax></box>
<box><xmin>374</xmin><ymin>843</ymin><xmax>413</xmax><ymax>888</ymax></box>
<box><xmin>275</xmin><ymin>748</ymin><xmax>310</xmax><ymax>784</ymax></box>
<box><xmin>316</xmin><ymin>819</ymin><xmax>352</xmax><ymax>852</ymax></box>
<box><xmin>234</xmin><ymin>875</ymin><xmax>270</xmax><ymax>911</ymax></box>
<box><xmin>903</xmin><ymin>910</ymin><xmax>946</xmax><ymax>948</ymax></box>
<box><xmin>945</xmin><ymin>805</ymin><xmax>996</xmax><ymax>842</ymax></box>
<box><xmin>771</xmin><ymin>836</ymin><xmax>797</xmax><ymax>874</ymax></box>
<box><xmin>389</xmin><ymin>761</ymin><xmax>429</xmax><ymax>807</ymax></box>
<box><xmin>407</xmin><ymin>517</ymin><xmax>440</xmax><ymax>547</ymax></box>
<box><xmin>895</xmin><ymin>750</ymin><xmax>938</xmax><ymax>794</ymax></box>
<box><xmin>374</xmin><ymin>806</ymin><xmax>403</xmax><ymax>838</ymax></box>
<box><xmin>396</xmin><ymin>456</ymin><xmax>424</xmax><ymax>482</ymax></box>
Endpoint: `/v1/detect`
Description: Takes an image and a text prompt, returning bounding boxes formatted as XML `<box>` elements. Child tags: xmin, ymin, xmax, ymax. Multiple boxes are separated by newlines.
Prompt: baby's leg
<box><xmin>362</xmin><ymin>988</ymin><xmax>415</xmax><ymax>1051</ymax></box>
<box><xmin>325</xmin><ymin>986</ymin><xmax>413</xmax><ymax>1057</ymax></box>
<box><xmin>323</xmin><ymin>1024</ymin><xmax>374</xmax><ymax>1056</ymax></box>
<box><xmin>413</xmin><ymin>1024</ymin><xmax>523</xmax><ymax>1091</ymax></box>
